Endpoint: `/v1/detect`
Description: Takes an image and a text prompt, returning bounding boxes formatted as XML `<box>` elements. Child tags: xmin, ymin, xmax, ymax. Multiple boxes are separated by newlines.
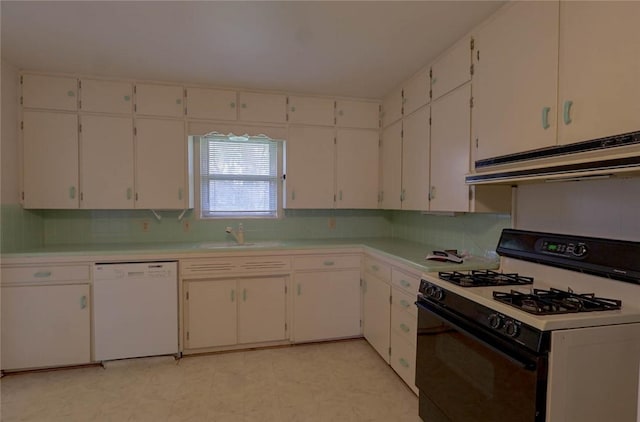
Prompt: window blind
<box><xmin>200</xmin><ymin>134</ymin><xmax>279</xmax><ymax>218</ymax></box>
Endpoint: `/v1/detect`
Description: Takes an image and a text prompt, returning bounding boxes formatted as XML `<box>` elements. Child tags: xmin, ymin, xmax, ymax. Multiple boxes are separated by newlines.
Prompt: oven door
<box><xmin>416</xmin><ymin>300</ymin><xmax>547</xmax><ymax>422</ymax></box>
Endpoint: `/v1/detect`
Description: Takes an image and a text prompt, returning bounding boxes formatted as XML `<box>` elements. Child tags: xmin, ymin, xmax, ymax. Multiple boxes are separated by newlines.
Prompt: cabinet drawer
<box><xmin>391</xmin><ymin>299</ymin><xmax>417</xmax><ymax>346</ymax></box>
<box><xmin>390</xmin><ymin>330</ymin><xmax>418</xmax><ymax>395</ymax></box>
<box><xmin>1</xmin><ymin>265</ymin><xmax>90</xmax><ymax>285</ymax></box>
<box><xmin>391</xmin><ymin>268</ymin><xmax>420</xmax><ymax>293</ymax></box>
<box><xmin>363</xmin><ymin>257</ymin><xmax>391</xmax><ymax>282</ymax></box>
<box><xmin>392</xmin><ymin>287</ymin><xmax>417</xmax><ymax>318</ymax></box>
<box><xmin>293</xmin><ymin>255</ymin><xmax>360</xmax><ymax>271</ymax></box>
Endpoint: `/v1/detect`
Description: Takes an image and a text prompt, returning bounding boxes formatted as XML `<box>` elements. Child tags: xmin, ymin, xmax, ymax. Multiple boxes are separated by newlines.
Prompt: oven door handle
<box><xmin>416</xmin><ymin>300</ymin><xmax>539</xmax><ymax>371</ymax></box>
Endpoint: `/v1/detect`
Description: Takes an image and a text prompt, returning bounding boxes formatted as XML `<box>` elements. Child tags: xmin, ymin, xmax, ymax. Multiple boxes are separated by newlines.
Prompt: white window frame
<box><xmin>194</xmin><ymin>133</ymin><xmax>284</xmax><ymax>219</ymax></box>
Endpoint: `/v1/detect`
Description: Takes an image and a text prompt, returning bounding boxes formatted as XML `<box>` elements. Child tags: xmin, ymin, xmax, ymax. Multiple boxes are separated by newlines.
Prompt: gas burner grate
<box><xmin>493</xmin><ymin>288</ymin><xmax>622</xmax><ymax>315</ymax></box>
<box><xmin>438</xmin><ymin>269</ymin><xmax>534</xmax><ymax>287</ymax></box>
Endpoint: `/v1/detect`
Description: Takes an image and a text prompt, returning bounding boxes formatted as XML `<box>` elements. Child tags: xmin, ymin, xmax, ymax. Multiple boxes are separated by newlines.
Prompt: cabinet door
<box><xmin>380</xmin><ymin>120</ymin><xmax>402</xmax><ymax>210</ymax></box>
<box><xmin>22</xmin><ymin>74</ymin><xmax>77</xmax><ymax>111</ymax></box>
<box><xmin>80</xmin><ymin>79</ymin><xmax>132</xmax><ymax>114</ymax></box>
<box><xmin>473</xmin><ymin>1</ymin><xmax>559</xmax><ymax>160</ymax></box>
<box><xmin>430</xmin><ymin>84</ymin><xmax>471</xmax><ymax>212</ymax></box>
<box><xmin>135</xmin><ymin>83</ymin><xmax>184</xmax><ymax>117</ymax></box>
<box><xmin>23</xmin><ymin>111</ymin><xmax>79</xmax><ymax>209</ymax></box>
<box><xmin>238</xmin><ymin>92</ymin><xmax>287</xmax><ymax>123</ymax></box>
<box><xmin>285</xmin><ymin>126</ymin><xmax>335</xmax><ymax>209</ymax></box>
<box><xmin>335</xmin><ymin>100</ymin><xmax>379</xmax><ymax>129</ymax></box>
<box><xmin>237</xmin><ymin>277</ymin><xmax>286</xmax><ymax>344</ymax></box>
<box><xmin>184</xmin><ymin>280</ymin><xmax>237</xmax><ymax>349</ymax></box>
<box><xmin>363</xmin><ymin>273</ymin><xmax>391</xmax><ymax>363</ymax></box>
<box><xmin>293</xmin><ymin>270</ymin><xmax>361</xmax><ymax>342</ymax></box>
<box><xmin>1</xmin><ymin>284</ymin><xmax>90</xmax><ymax>370</ymax></box>
<box><xmin>135</xmin><ymin>119</ymin><xmax>186</xmax><ymax>209</ymax></box>
<box><xmin>557</xmin><ymin>2</ymin><xmax>640</xmax><ymax>145</ymax></box>
<box><xmin>401</xmin><ymin>106</ymin><xmax>430</xmax><ymax>211</ymax></box>
<box><xmin>431</xmin><ymin>37</ymin><xmax>471</xmax><ymax>100</ymax></box>
<box><xmin>382</xmin><ymin>89</ymin><xmax>403</xmax><ymax>128</ymax></box>
<box><xmin>403</xmin><ymin>68</ymin><xmax>430</xmax><ymax>116</ymax></box>
<box><xmin>186</xmin><ymin>87</ymin><xmax>237</xmax><ymax>121</ymax></box>
<box><xmin>336</xmin><ymin>128</ymin><xmax>379</xmax><ymax>209</ymax></box>
<box><xmin>80</xmin><ymin>115</ymin><xmax>134</xmax><ymax>209</ymax></box>
<box><xmin>288</xmin><ymin>96</ymin><xmax>335</xmax><ymax>126</ymax></box>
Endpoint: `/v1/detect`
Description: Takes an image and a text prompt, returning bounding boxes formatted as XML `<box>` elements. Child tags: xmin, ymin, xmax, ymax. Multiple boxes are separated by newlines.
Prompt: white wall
<box><xmin>514</xmin><ymin>177</ymin><xmax>640</xmax><ymax>241</ymax></box>
<box><xmin>1</xmin><ymin>60</ymin><xmax>20</xmax><ymax>204</ymax></box>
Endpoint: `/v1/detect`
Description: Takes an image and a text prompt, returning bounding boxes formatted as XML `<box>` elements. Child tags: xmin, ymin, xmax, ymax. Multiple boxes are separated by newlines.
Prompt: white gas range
<box><xmin>415</xmin><ymin>229</ymin><xmax>640</xmax><ymax>422</ymax></box>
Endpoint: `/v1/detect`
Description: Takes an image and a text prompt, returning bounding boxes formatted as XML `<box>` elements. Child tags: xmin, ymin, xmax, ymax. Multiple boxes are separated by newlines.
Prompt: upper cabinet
<box><xmin>380</xmin><ymin>120</ymin><xmax>402</xmax><ymax>210</ymax></box>
<box><xmin>431</xmin><ymin>37</ymin><xmax>472</xmax><ymax>101</ymax></box>
<box><xmin>21</xmin><ymin>74</ymin><xmax>77</xmax><ymax>111</ymax></box>
<box><xmin>557</xmin><ymin>1</ymin><xmax>640</xmax><ymax>146</ymax></box>
<box><xmin>186</xmin><ymin>87</ymin><xmax>237</xmax><ymax>121</ymax></box>
<box><xmin>135</xmin><ymin>83</ymin><xmax>184</xmax><ymax>118</ymax></box>
<box><xmin>80</xmin><ymin>79</ymin><xmax>132</xmax><ymax>114</ymax></box>
<box><xmin>336</xmin><ymin>129</ymin><xmax>379</xmax><ymax>209</ymax></box>
<box><xmin>472</xmin><ymin>1</ymin><xmax>559</xmax><ymax>161</ymax></box>
<box><xmin>403</xmin><ymin>68</ymin><xmax>430</xmax><ymax>116</ymax></box>
<box><xmin>335</xmin><ymin>100</ymin><xmax>379</xmax><ymax>129</ymax></box>
<box><xmin>382</xmin><ymin>89</ymin><xmax>403</xmax><ymax>129</ymax></box>
<box><xmin>401</xmin><ymin>105</ymin><xmax>430</xmax><ymax>211</ymax></box>
<box><xmin>288</xmin><ymin>96</ymin><xmax>335</xmax><ymax>126</ymax></box>
<box><xmin>238</xmin><ymin>92</ymin><xmax>287</xmax><ymax>123</ymax></box>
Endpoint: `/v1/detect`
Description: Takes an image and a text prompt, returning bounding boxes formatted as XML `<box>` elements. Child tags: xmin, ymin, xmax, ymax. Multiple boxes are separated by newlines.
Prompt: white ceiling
<box><xmin>1</xmin><ymin>1</ymin><xmax>503</xmax><ymax>99</ymax></box>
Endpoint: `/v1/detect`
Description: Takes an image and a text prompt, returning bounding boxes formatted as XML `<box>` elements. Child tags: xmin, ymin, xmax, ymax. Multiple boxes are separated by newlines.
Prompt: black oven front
<box><xmin>415</xmin><ymin>297</ymin><xmax>548</xmax><ymax>422</ymax></box>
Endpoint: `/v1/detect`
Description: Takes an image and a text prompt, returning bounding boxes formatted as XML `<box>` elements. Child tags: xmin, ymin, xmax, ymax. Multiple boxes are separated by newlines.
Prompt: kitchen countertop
<box><xmin>0</xmin><ymin>237</ymin><xmax>500</xmax><ymax>272</ymax></box>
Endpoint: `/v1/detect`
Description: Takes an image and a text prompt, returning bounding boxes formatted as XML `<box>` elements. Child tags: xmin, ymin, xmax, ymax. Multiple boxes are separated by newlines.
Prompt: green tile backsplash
<box><xmin>0</xmin><ymin>204</ymin><xmax>511</xmax><ymax>255</ymax></box>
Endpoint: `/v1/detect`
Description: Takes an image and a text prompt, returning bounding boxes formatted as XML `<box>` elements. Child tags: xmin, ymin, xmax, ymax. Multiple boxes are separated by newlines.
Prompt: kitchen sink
<box><xmin>196</xmin><ymin>241</ymin><xmax>284</xmax><ymax>249</ymax></box>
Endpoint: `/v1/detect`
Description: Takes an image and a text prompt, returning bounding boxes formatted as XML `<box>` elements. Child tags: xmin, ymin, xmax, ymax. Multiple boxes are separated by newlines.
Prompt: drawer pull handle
<box><xmin>542</xmin><ymin>106</ymin><xmax>551</xmax><ymax>130</ymax></box>
<box><xmin>399</xmin><ymin>358</ymin><xmax>410</xmax><ymax>368</ymax></box>
<box><xmin>323</xmin><ymin>260</ymin><xmax>335</xmax><ymax>266</ymax></box>
<box><xmin>563</xmin><ymin>100</ymin><xmax>573</xmax><ymax>125</ymax></box>
<box><xmin>399</xmin><ymin>299</ymin><xmax>410</xmax><ymax>308</ymax></box>
<box><xmin>371</xmin><ymin>265</ymin><xmax>379</xmax><ymax>272</ymax></box>
<box><xmin>69</xmin><ymin>186</ymin><xmax>76</xmax><ymax>199</ymax></box>
<box><xmin>297</xmin><ymin>284</ymin><xmax>301</xmax><ymax>296</ymax></box>
<box><xmin>231</xmin><ymin>290</ymin><xmax>235</xmax><ymax>302</ymax></box>
<box><xmin>126</xmin><ymin>187</ymin><xmax>132</xmax><ymax>200</ymax></box>
<box><xmin>80</xmin><ymin>295</ymin><xmax>87</xmax><ymax>309</ymax></box>
<box><xmin>34</xmin><ymin>271</ymin><xmax>52</xmax><ymax>278</ymax></box>
<box><xmin>400</xmin><ymin>280</ymin><xmax>411</xmax><ymax>288</ymax></box>
<box><xmin>400</xmin><ymin>323</ymin><xmax>411</xmax><ymax>333</ymax></box>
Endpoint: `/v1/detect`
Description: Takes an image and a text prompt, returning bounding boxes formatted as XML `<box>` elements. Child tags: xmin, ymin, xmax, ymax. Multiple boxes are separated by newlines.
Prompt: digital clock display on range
<box><xmin>542</xmin><ymin>241</ymin><xmax>566</xmax><ymax>253</ymax></box>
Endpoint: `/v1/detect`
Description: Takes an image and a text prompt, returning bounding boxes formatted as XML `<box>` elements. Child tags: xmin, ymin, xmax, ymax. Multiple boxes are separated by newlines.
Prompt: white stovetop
<box><xmin>421</xmin><ymin>257</ymin><xmax>640</xmax><ymax>331</ymax></box>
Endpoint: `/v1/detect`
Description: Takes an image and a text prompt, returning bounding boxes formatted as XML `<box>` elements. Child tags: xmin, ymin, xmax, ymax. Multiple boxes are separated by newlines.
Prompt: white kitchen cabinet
<box><xmin>472</xmin><ymin>1</ymin><xmax>559</xmax><ymax>160</ymax></box>
<box><xmin>403</xmin><ymin>68</ymin><xmax>430</xmax><ymax>116</ymax></box>
<box><xmin>22</xmin><ymin>111</ymin><xmax>79</xmax><ymax>209</ymax></box>
<box><xmin>430</xmin><ymin>84</ymin><xmax>472</xmax><ymax>212</ymax></box>
<box><xmin>134</xmin><ymin>118</ymin><xmax>188</xmax><ymax>209</ymax></box>
<box><xmin>135</xmin><ymin>83</ymin><xmax>184</xmax><ymax>118</ymax></box>
<box><xmin>380</xmin><ymin>120</ymin><xmax>402</xmax><ymax>210</ymax></box>
<box><xmin>382</xmin><ymin>88</ymin><xmax>403</xmax><ymax>129</ymax></box>
<box><xmin>237</xmin><ymin>277</ymin><xmax>286</xmax><ymax>344</ymax></box>
<box><xmin>292</xmin><ymin>255</ymin><xmax>361</xmax><ymax>342</ymax></box>
<box><xmin>238</xmin><ymin>91</ymin><xmax>287</xmax><ymax>123</ymax></box>
<box><xmin>335</xmin><ymin>100</ymin><xmax>379</xmax><ymax>129</ymax></box>
<box><xmin>1</xmin><ymin>284</ymin><xmax>90</xmax><ymax>370</ymax></box>
<box><xmin>80</xmin><ymin>79</ymin><xmax>132</xmax><ymax>114</ymax></box>
<box><xmin>184</xmin><ymin>279</ymin><xmax>237</xmax><ymax>349</ymax></box>
<box><xmin>287</xmin><ymin>96</ymin><xmax>335</xmax><ymax>126</ymax></box>
<box><xmin>362</xmin><ymin>257</ymin><xmax>391</xmax><ymax>363</ymax></box>
<box><xmin>21</xmin><ymin>74</ymin><xmax>78</xmax><ymax>111</ymax></box>
<box><xmin>390</xmin><ymin>330</ymin><xmax>418</xmax><ymax>395</ymax></box>
<box><xmin>80</xmin><ymin>115</ymin><xmax>134</xmax><ymax>209</ymax></box>
<box><xmin>557</xmin><ymin>1</ymin><xmax>640</xmax><ymax>146</ymax></box>
<box><xmin>431</xmin><ymin>36</ymin><xmax>472</xmax><ymax>101</ymax></box>
<box><xmin>401</xmin><ymin>105</ymin><xmax>430</xmax><ymax>211</ymax></box>
<box><xmin>336</xmin><ymin>128</ymin><xmax>379</xmax><ymax>209</ymax></box>
<box><xmin>285</xmin><ymin>126</ymin><xmax>335</xmax><ymax>209</ymax></box>
<box><xmin>186</xmin><ymin>87</ymin><xmax>237</xmax><ymax>121</ymax></box>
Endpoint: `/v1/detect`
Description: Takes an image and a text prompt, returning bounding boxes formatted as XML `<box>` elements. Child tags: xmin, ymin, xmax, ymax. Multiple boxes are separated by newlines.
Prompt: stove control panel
<box><xmin>488</xmin><ymin>313</ymin><xmax>521</xmax><ymax>338</ymax></box>
<box><xmin>539</xmin><ymin>239</ymin><xmax>588</xmax><ymax>258</ymax></box>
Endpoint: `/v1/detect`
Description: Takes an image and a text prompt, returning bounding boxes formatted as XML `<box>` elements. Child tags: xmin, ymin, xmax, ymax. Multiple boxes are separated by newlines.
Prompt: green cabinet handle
<box><xmin>175</xmin><ymin>98</ymin><xmax>182</xmax><ymax>105</ymax></box>
<box><xmin>243</xmin><ymin>289</ymin><xmax>247</xmax><ymax>302</ymax></box>
<box><xmin>400</xmin><ymin>323</ymin><xmax>410</xmax><ymax>333</ymax></box>
<box><xmin>323</xmin><ymin>260</ymin><xmax>335</xmax><ymax>266</ymax></box>
<box><xmin>230</xmin><ymin>102</ymin><xmax>236</xmax><ymax>108</ymax></box>
<box><xmin>339</xmin><ymin>190</ymin><xmax>343</xmax><ymax>201</ymax></box>
<box><xmin>371</xmin><ymin>265</ymin><xmax>379</xmax><ymax>272</ymax></box>
<box><xmin>241</xmin><ymin>103</ymin><xmax>247</xmax><ymax>109</ymax></box>
<box><xmin>67</xmin><ymin>90</ymin><xmax>75</xmax><ymax>97</ymax></box>
<box><xmin>292</xmin><ymin>190</ymin><xmax>296</xmax><ymax>201</ymax></box>
<box><xmin>178</xmin><ymin>188</ymin><xmax>183</xmax><ymax>200</ymax></box>
<box><xmin>400</xmin><ymin>279</ymin><xmax>411</xmax><ymax>288</ymax></box>
<box><xmin>124</xmin><ymin>95</ymin><xmax>130</xmax><ymax>102</ymax></box>
<box><xmin>80</xmin><ymin>295</ymin><xmax>87</xmax><ymax>309</ymax></box>
<box><xmin>297</xmin><ymin>284</ymin><xmax>301</xmax><ymax>296</ymax></box>
<box><xmin>399</xmin><ymin>358</ymin><xmax>410</xmax><ymax>368</ymax></box>
<box><xmin>399</xmin><ymin>299</ymin><xmax>410</xmax><ymax>308</ymax></box>
<box><xmin>563</xmin><ymin>100</ymin><xmax>573</xmax><ymax>125</ymax></box>
<box><xmin>291</xmin><ymin>106</ymin><xmax>296</xmax><ymax>112</ymax></box>
<box><xmin>542</xmin><ymin>106</ymin><xmax>551</xmax><ymax>130</ymax></box>
<box><xmin>34</xmin><ymin>271</ymin><xmax>52</xmax><ymax>278</ymax></box>
<box><xmin>69</xmin><ymin>186</ymin><xmax>76</xmax><ymax>199</ymax></box>
<box><xmin>231</xmin><ymin>290</ymin><xmax>235</xmax><ymax>302</ymax></box>
<box><xmin>127</xmin><ymin>188</ymin><xmax>132</xmax><ymax>200</ymax></box>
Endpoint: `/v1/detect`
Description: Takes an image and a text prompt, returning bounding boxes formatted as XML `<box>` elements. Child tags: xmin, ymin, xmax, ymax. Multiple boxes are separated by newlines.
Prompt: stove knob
<box><xmin>432</xmin><ymin>288</ymin><xmax>444</xmax><ymax>301</ymax></box>
<box><xmin>425</xmin><ymin>285</ymin><xmax>436</xmax><ymax>297</ymax></box>
<box><xmin>573</xmin><ymin>244</ymin><xmax>588</xmax><ymax>257</ymax></box>
<box><xmin>504</xmin><ymin>320</ymin><xmax>519</xmax><ymax>338</ymax></box>
<box><xmin>488</xmin><ymin>313</ymin><xmax>504</xmax><ymax>329</ymax></box>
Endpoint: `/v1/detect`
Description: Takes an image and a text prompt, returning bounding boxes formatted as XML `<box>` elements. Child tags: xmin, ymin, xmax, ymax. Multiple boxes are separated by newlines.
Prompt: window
<box><xmin>199</xmin><ymin>133</ymin><xmax>282</xmax><ymax>218</ymax></box>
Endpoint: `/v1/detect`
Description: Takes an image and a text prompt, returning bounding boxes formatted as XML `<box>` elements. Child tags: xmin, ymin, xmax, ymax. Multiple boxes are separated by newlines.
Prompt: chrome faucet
<box><xmin>225</xmin><ymin>223</ymin><xmax>245</xmax><ymax>245</ymax></box>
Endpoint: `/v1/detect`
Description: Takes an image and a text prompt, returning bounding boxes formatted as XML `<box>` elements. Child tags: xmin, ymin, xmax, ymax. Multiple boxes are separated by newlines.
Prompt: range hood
<box><xmin>466</xmin><ymin>130</ymin><xmax>640</xmax><ymax>185</ymax></box>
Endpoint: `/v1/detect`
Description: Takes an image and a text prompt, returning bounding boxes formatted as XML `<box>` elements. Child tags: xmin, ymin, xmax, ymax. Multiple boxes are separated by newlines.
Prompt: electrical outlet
<box><xmin>142</xmin><ymin>220</ymin><xmax>150</xmax><ymax>232</ymax></box>
<box><xmin>328</xmin><ymin>217</ymin><xmax>336</xmax><ymax>230</ymax></box>
<box><xmin>183</xmin><ymin>220</ymin><xmax>191</xmax><ymax>232</ymax></box>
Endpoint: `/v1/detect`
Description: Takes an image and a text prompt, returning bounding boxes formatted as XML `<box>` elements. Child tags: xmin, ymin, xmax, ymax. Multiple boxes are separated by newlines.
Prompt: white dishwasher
<box><xmin>93</xmin><ymin>262</ymin><xmax>178</xmax><ymax>361</ymax></box>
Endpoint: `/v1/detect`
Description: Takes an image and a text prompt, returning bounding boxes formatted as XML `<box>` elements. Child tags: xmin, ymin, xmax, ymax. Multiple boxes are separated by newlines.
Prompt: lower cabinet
<box><xmin>390</xmin><ymin>286</ymin><xmax>419</xmax><ymax>394</ymax></box>
<box><xmin>292</xmin><ymin>255</ymin><xmax>362</xmax><ymax>342</ymax></box>
<box><xmin>1</xmin><ymin>283</ymin><xmax>91</xmax><ymax>370</ymax></box>
<box><xmin>363</xmin><ymin>270</ymin><xmax>391</xmax><ymax>364</ymax></box>
<box><xmin>183</xmin><ymin>277</ymin><xmax>287</xmax><ymax>349</ymax></box>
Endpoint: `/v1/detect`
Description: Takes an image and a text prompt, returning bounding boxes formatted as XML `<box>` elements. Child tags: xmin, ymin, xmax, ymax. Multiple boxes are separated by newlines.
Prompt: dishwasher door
<box><xmin>93</xmin><ymin>262</ymin><xmax>178</xmax><ymax>361</ymax></box>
